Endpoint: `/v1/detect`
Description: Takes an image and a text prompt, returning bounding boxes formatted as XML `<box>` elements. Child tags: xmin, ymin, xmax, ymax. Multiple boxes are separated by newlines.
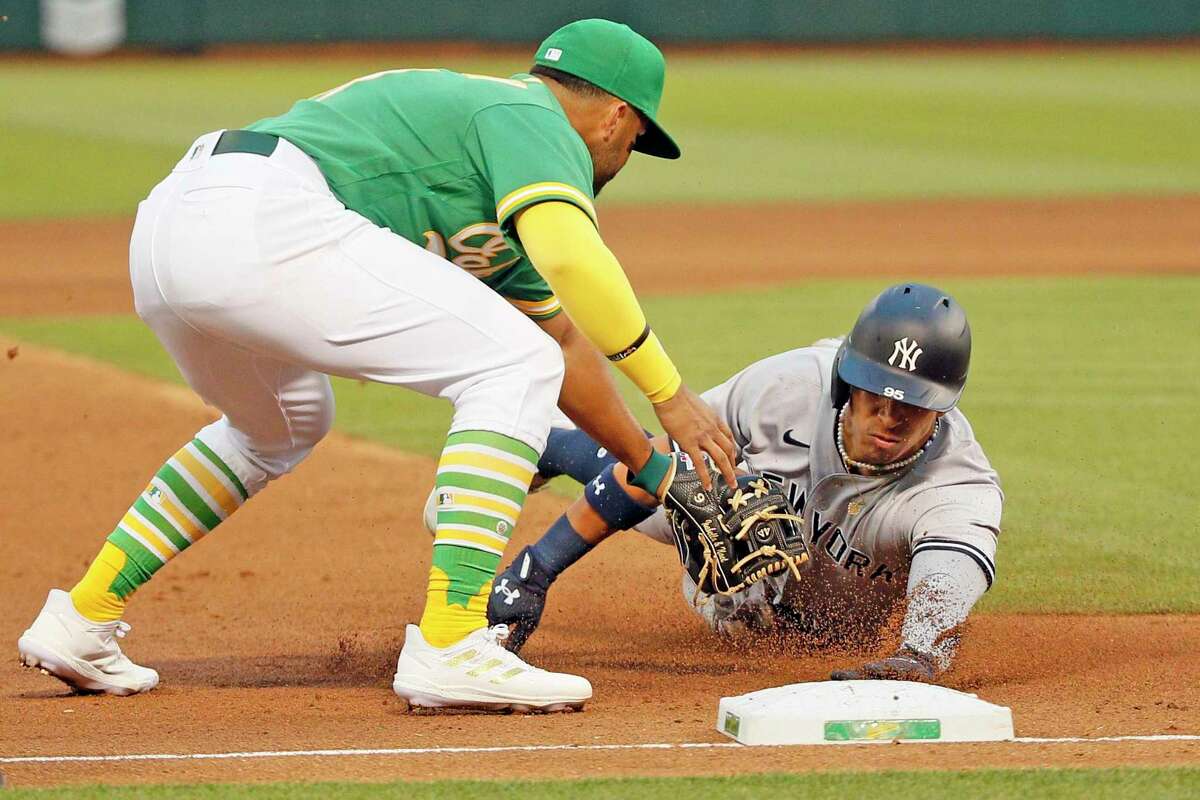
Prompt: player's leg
<box><xmin>420</xmin><ymin>421</ymin><xmax>632</xmax><ymax>533</ymax></box>
<box><xmin>19</xmin><ymin>160</ymin><xmax>335</xmax><ymax>695</ymax></box>
<box><xmin>21</xmin><ymin>340</ymin><xmax>334</xmax><ymax>695</ymax></box>
<box><xmin>538</xmin><ymin>425</ymin><xmax>627</xmax><ymax>484</ymax></box>
<box><xmin>271</xmin><ymin>218</ymin><xmax>590</xmax><ymax>707</ymax></box>
<box><xmin>488</xmin><ymin>439</ymin><xmax>664</xmax><ymax>652</ymax></box>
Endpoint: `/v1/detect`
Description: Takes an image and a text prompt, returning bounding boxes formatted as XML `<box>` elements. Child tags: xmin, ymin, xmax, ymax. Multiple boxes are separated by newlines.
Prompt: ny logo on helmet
<box><xmin>888</xmin><ymin>337</ymin><xmax>923</xmax><ymax>372</ymax></box>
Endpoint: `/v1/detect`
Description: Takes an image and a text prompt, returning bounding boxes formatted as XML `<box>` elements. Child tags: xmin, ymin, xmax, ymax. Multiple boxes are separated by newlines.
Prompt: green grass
<box><xmin>6</xmin><ymin>768</ymin><xmax>1200</xmax><ymax>799</ymax></box>
<box><xmin>2</xmin><ymin>275</ymin><xmax>1197</xmax><ymax>614</ymax></box>
<box><xmin>2</xmin><ymin>48</ymin><xmax>1198</xmax><ymax>217</ymax></box>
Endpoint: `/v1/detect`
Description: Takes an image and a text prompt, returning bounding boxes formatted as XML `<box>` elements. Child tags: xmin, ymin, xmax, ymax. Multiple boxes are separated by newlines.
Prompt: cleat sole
<box><xmin>394</xmin><ymin>687</ymin><xmax>586</xmax><ymax>714</ymax></box>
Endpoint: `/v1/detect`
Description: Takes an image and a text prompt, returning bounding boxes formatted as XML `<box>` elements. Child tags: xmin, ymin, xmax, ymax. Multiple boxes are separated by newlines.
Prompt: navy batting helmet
<box><xmin>831</xmin><ymin>284</ymin><xmax>971</xmax><ymax>413</ymax></box>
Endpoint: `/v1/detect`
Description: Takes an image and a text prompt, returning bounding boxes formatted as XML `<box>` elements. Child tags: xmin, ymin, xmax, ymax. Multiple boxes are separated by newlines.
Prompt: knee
<box><xmin>238</xmin><ymin>424</ymin><xmax>328</xmax><ymax>482</ymax></box>
<box><xmin>522</xmin><ymin>332</ymin><xmax>565</xmax><ymax>397</ymax></box>
<box><xmin>506</xmin><ymin>332</ymin><xmax>564</xmax><ymax>429</ymax></box>
<box><xmin>286</xmin><ymin>382</ymin><xmax>335</xmax><ymax>453</ymax></box>
<box><xmin>256</xmin><ymin>380</ymin><xmax>335</xmax><ymax>475</ymax></box>
<box><xmin>466</xmin><ymin>326</ymin><xmax>563</xmax><ymax>409</ymax></box>
<box><xmin>203</xmin><ymin>380</ymin><xmax>334</xmax><ymax>489</ymax></box>
<box><xmin>447</xmin><ymin>324</ymin><xmax>564</xmax><ymax>451</ymax></box>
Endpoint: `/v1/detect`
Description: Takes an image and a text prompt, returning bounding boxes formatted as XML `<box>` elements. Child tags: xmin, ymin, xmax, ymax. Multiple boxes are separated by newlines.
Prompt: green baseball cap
<box><xmin>534</xmin><ymin>18</ymin><xmax>680</xmax><ymax>160</ymax></box>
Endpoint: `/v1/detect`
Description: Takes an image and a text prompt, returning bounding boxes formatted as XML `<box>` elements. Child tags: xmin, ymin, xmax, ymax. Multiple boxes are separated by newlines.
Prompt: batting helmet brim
<box><xmin>837</xmin><ymin>346</ymin><xmax>963</xmax><ymax>413</ymax></box>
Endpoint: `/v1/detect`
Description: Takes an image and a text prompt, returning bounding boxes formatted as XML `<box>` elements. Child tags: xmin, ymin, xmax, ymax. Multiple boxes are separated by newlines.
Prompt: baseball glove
<box><xmin>663</xmin><ymin>469</ymin><xmax>809</xmax><ymax>597</ymax></box>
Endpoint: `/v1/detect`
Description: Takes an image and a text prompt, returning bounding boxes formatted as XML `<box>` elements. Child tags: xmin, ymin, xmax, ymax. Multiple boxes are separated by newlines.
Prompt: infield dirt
<box><xmin>3</xmin><ymin>195</ymin><xmax>1199</xmax><ymax>316</ymax></box>
<box><xmin>2</xmin><ymin>197</ymin><xmax>1199</xmax><ymax>787</ymax></box>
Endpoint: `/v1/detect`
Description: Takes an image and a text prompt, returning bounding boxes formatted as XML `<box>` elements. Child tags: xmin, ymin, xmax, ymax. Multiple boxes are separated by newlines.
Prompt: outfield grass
<box><xmin>2</xmin><ymin>48</ymin><xmax>1198</xmax><ymax>218</ymax></box>
<box><xmin>3</xmin><ymin>275</ymin><xmax>1197</xmax><ymax>614</ymax></box>
<box><xmin>6</xmin><ymin>767</ymin><xmax>1200</xmax><ymax>799</ymax></box>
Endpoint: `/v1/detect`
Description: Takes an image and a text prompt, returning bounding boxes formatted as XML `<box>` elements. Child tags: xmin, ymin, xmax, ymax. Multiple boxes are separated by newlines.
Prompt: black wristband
<box><xmin>607</xmin><ymin>324</ymin><xmax>651</xmax><ymax>363</ymax></box>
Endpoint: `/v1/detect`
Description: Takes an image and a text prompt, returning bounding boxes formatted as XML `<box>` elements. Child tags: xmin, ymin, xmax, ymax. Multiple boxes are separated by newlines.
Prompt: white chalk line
<box><xmin>3</xmin><ymin>735</ymin><xmax>1199</xmax><ymax>765</ymax></box>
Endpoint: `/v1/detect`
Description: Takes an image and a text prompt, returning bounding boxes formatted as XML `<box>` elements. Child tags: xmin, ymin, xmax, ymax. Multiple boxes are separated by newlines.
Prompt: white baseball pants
<box><xmin>129</xmin><ymin>131</ymin><xmax>564</xmax><ymax>496</ymax></box>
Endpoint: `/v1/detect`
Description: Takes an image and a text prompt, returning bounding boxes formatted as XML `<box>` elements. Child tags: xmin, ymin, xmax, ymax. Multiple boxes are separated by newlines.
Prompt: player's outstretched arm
<box><xmin>516</xmin><ymin>201</ymin><xmax>736</xmax><ymax>492</ymax></box>
<box><xmin>831</xmin><ymin>549</ymin><xmax>989</xmax><ymax>682</ymax></box>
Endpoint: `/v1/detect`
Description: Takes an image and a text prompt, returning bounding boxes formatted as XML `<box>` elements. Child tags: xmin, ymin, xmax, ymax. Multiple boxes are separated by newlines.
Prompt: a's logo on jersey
<box><xmin>544</xmin><ymin>47</ymin><xmax>563</xmax><ymax>62</ymax></box>
<box><xmin>423</xmin><ymin>223</ymin><xmax>519</xmax><ymax>278</ymax></box>
<box><xmin>888</xmin><ymin>337</ymin><xmax>923</xmax><ymax>372</ymax></box>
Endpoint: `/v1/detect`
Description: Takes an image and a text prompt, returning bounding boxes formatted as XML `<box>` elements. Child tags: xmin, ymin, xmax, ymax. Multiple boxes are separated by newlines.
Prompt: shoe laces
<box><xmin>85</xmin><ymin>618</ymin><xmax>131</xmax><ymax>644</ymax></box>
<box><xmin>467</xmin><ymin>624</ymin><xmax>543</xmax><ymax>673</ymax></box>
<box><xmin>481</xmin><ymin>624</ymin><xmax>511</xmax><ymax>647</ymax></box>
<box><xmin>83</xmin><ymin>620</ymin><xmax>135</xmax><ymax>671</ymax></box>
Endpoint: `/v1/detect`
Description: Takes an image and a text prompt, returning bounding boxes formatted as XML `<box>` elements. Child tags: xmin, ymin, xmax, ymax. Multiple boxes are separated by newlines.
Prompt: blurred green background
<box><xmin>1</xmin><ymin>49</ymin><xmax>1198</xmax><ymax>615</ymax></box>
<box><xmin>3</xmin><ymin>49</ymin><xmax>1200</xmax><ymax>217</ymax></box>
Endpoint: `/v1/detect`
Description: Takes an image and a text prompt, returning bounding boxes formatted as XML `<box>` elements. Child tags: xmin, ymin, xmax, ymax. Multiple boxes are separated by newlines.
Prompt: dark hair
<box><xmin>530</xmin><ymin>64</ymin><xmax>611</xmax><ymax>100</ymax></box>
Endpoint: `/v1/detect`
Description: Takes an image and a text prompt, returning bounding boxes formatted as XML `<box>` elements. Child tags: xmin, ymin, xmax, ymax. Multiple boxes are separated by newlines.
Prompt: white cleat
<box><xmin>392</xmin><ymin>624</ymin><xmax>591</xmax><ymax>712</ymax></box>
<box><xmin>17</xmin><ymin>589</ymin><xmax>159</xmax><ymax>696</ymax></box>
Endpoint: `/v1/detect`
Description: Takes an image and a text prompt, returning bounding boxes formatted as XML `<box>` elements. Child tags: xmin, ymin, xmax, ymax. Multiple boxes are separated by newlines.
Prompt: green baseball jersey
<box><xmin>248</xmin><ymin>69</ymin><xmax>600</xmax><ymax>320</ymax></box>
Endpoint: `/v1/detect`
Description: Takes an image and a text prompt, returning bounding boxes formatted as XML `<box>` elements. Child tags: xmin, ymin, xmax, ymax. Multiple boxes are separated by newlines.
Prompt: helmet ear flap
<box><xmin>831</xmin><ymin>341</ymin><xmax>850</xmax><ymax>410</ymax></box>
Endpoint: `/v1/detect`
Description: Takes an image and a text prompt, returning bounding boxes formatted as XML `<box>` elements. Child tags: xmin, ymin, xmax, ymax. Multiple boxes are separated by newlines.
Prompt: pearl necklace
<box><xmin>836</xmin><ymin>403</ymin><xmax>941</xmax><ymax>476</ymax></box>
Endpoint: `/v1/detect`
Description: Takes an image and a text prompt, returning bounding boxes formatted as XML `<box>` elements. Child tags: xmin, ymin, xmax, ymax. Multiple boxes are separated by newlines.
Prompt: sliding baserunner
<box><xmin>478</xmin><ymin>284</ymin><xmax>1003</xmax><ymax>681</ymax></box>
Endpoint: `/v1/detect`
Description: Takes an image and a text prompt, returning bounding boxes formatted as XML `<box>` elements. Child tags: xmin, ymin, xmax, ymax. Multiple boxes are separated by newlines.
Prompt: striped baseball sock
<box><xmin>419</xmin><ymin>430</ymin><xmax>538</xmax><ymax>648</ymax></box>
<box><xmin>69</xmin><ymin>437</ymin><xmax>248</xmax><ymax>622</ymax></box>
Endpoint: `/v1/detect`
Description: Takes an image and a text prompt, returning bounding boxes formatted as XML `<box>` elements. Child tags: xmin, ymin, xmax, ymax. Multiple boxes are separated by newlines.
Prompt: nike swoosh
<box><xmin>782</xmin><ymin>429</ymin><xmax>810</xmax><ymax>448</ymax></box>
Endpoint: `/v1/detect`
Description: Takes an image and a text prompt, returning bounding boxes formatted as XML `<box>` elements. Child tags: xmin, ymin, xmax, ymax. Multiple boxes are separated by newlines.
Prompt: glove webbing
<box><xmin>696</xmin><ymin>504</ymin><xmax>807</xmax><ymax>596</ymax></box>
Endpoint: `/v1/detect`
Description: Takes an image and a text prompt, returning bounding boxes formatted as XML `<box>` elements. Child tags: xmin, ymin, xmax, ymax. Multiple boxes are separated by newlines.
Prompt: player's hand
<box><xmin>830</xmin><ymin>646</ymin><xmax>937</xmax><ymax>683</ymax></box>
<box><xmin>651</xmin><ymin>385</ymin><xmax>737</xmax><ymax>491</ymax></box>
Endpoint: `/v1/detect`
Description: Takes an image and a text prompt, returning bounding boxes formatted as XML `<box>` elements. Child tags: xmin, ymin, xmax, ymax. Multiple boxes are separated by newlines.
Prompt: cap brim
<box><xmin>838</xmin><ymin>349</ymin><xmax>961</xmax><ymax>413</ymax></box>
<box><xmin>633</xmin><ymin>117</ymin><xmax>680</xmax><ymax>160</ymax></box>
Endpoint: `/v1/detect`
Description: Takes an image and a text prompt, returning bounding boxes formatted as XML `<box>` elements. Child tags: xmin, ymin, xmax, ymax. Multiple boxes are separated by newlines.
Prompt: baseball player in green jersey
<box><xmin>18</xmin><ymin>19</ymin><xmax>737</xmax><ymax>712</ymax></box>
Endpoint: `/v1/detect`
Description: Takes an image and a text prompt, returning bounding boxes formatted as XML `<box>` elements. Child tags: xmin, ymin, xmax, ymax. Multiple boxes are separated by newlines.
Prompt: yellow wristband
<box><xmin>608</xmin><ymin>329</ymin><xmax>681</xmax><ymax>403</ymax></box>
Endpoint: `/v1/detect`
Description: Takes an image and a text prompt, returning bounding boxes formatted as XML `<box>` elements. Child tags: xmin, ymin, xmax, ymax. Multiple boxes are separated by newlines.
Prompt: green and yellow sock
<box><xmin>419</xmin><ymin>430</ymin><xmax>538</xmax><ymax>648</ymax></box>
<box><xmin>70</xmin><ymin>437</ymin><xmax>248</xmax><ymax>622</ymax></box>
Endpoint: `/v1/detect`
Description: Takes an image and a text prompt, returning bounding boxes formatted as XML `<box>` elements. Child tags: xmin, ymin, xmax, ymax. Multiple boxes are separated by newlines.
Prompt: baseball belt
<box><xmin>213</xmin><ymin>129</ymin><xmax>279</xmax><ymax>157</ymax></box>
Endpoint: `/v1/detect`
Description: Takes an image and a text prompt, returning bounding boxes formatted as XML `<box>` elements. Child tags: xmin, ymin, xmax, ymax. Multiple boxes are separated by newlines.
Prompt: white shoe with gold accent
<box><xmin>392</xmin><ymin>624</ymin><xmax>590</xmax><ymax>712</ymax></box>
<box><xmin>18</xmin><ymin>589</ymin><xmax>159</xmax><ymax>696</ymax></box>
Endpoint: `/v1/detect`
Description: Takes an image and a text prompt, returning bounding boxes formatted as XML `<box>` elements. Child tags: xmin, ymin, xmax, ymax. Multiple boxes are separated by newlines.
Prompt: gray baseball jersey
<box><xmin>639</xmin><ymin>338</ymin><xmax>1002</xmax><ymax>640</ymax></box>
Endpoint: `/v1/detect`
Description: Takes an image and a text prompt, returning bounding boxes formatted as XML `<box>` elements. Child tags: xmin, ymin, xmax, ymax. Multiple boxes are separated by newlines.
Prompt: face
<box><xmin>842</xmin><ymin>388</ymin><xmax>940</xmax><ymax>466</ymax></box>
<box><xmin>586</xmin><ymin>103</ymin><xmax>646</xmax><ymax>196</ymax></box>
